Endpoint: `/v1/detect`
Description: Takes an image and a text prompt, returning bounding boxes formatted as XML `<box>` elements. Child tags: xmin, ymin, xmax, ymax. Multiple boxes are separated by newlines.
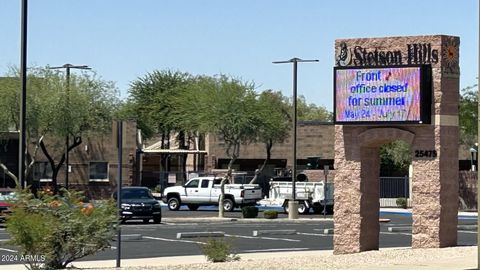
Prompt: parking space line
<box><xmin>163</xmin><ymin>223</ymin><xmax>199</xmax><ymax>226</ymax></box>
<box><xmin>225</xmin><ymin>234</ymin><xmax>257</xmax><ymax>239</ymax></box>
<box><xmin>143</xmin><ymin>236</ymin><xmax>205</xmax><ymax>245</ymax></box>
<box><xmin>380</xmin><ymin>231</ymin><xmax>412</xmax><ymax>236</ymax></box>
<box><xmin>251</xmin><ymin>236</ymin><xmax>300</xmax><ymax>242</ymax></box>
<box><xmin>458</xmin><ymin>230</ymin><xmax>478</xmax><ymax>234</ymax></box>
<box><xmin>0</xmin><ymin>248</ymin><xmax>17</xmax><ymax>253</ymax></box>
<box><xmin>242</xmin><ymin>248</ymin><xmax>309</xmax><ymax>253</ymax></box>
<box><xmin>297</xmin><ymin>232</ymin><xmax>332</xmax><ymax>237</ymax></box>
<box><xmin>225</xmin><ymin>234</ymin><xmax>300</xmax><ymax>242</ymax></box>
<box><xmin>313</xmin><ymin>228</ymin><xmax>412</xmax><ymax>236</ymax></box>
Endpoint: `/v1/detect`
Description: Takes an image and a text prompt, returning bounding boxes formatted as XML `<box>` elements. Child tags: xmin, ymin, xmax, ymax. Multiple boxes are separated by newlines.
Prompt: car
<box><xmin>114</xmin><ymin>187</ymin><xmax>162</xmax><ymax>224</ymax></box>
<box><xmin>0</xmin><ymin>189</ymin><xmax>15</xmax><ymax>222</ymax></box>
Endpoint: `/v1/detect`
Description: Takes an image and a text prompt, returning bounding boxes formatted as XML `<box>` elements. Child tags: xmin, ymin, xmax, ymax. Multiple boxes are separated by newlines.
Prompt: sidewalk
<box><xmin>379</xmin><ymin>207</ymin><xmax>478</xmax><ymax>219</ymax></box>
<box><xmin>1</xmin><ymin>246</ymin><xmax>475</xmax><ymax>270</ymax></box>
<box><xmin>73</xmin><ymin>247</ymin><xmax>477</xmax><ymax>270</ymax></box>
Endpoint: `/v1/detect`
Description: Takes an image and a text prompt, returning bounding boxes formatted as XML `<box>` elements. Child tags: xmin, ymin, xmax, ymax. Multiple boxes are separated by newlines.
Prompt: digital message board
<box><xmin>334</xmin><ymin>65</ymin><xmax>432</xmax><ymax>124</ymax></box>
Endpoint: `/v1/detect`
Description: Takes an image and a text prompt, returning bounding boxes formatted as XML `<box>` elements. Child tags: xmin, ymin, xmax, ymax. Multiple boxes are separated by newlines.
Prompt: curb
<box><xmin>253</xmin><ymin>230</ymin><xmax>297</xmax><ymax>236</ymax></box>
<box><xmin>457</xmin><ymin>225</ymin><xmax>477</xmax><ymax>231</ymax></box>
<box><xmin>388</xmin><ymin>227</ymin><xmax>411</xmax><ymax>232</ymax></box>
<box><xmin>177</xmin><ymin>231</ymin><xmax>225</xmax><ymax>238</ymax></box>
<box><xmin>116</xmin><ymin>234</ymin><xmax>142</xmax><ymax>241</ymax></box>
<box><xmin>323</xmin><ymin>228</ymin><xmax>334</xmax><ymax>234</ymax></box>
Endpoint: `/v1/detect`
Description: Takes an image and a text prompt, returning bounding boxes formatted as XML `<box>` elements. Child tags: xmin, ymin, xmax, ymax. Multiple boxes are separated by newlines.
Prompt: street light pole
<box><xmin>477</xmin><ymin>0</ymin><xmax>480</xmax><ymax>267</ymax></box>
<box><xmin>48</xmin><ymin>64</ymin><xmax>91</xmax><ymax>189</ymax></box>
<box><xmin>18</xmin><ymin>0</ymin><xmax>28</xmax><ymax>189</ymax></box>
<box><xmin>273</xmin><ymin>57</ymin><xmax>318</xmax><ymax>219</ymax></box>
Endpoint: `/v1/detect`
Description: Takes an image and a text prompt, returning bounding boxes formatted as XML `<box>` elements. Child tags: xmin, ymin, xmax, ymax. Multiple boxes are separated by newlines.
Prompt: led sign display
<box><xmin>334</xmin><ymin>65</ymin><xmax>431</xmax><ymax>124</ymax></box>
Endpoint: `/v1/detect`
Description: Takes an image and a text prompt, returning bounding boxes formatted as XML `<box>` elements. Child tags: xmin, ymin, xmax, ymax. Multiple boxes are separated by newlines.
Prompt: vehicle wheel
<box><xmin>312</xmin><ymin>205</ymin><xmax>324</xmax><ymax>214</ymax></box>
<box><xmin>187</xmin><ymin>204</ymin><xmax>199</xmax><ymax>211</ymax></box>
<box><xmin>298</xmin><ymin>202</ymin><xmax>310</xmax><ymax>215</ymax></box>
<box><xmin>168</xmin><ymin>197</ymin><xmax>181</xmax><ymax>211</ymax></box>
<box><xmin>153</xmin><ymin>216</ymin><xmax>161</xmax><ymax>224</ymax></box>
<box><xmin>143</xmin><ymin>219</ymin><xmax>150</xmax><ymax>224</ymax></box>
<box><xmin>326</xmin><ymin>205</ymin><xmax>334</xmax><ymax>215</ymax></box>
<box><xmin>223</xmin><ymin>198</ymin><xmax>234</xmax><ymax>212</ymax></box>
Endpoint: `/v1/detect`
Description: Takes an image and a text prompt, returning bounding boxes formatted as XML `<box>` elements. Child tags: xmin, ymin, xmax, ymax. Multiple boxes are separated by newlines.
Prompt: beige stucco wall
<box><xmin>205</xmin><ymin>121</ymin><xmax>334</xmax><ymax>169</ymax></box>
<box><xmin>32</xmin><ymin>120</ymin><xmax>138</xmax><ymax>198</ymax></box>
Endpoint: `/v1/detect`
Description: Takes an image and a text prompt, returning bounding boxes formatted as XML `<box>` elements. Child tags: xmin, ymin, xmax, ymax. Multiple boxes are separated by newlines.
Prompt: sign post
<box><xmin>116</xmin><ymin>121</ymin><xmax>123</xmax><ymax>268</ymax></box>
<box><xmin>323</xmin><ymin>165</ymin><xmax>329</xmax><ymax>219</ymax></box>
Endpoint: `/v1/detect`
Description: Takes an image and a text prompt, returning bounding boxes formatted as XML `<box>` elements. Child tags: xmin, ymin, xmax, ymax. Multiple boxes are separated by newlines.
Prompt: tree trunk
<box><xmin>40</xmin><ymin>136</ymin><xmax>82</xmax><ymax>194</ymax></box>
<box><xmin>0</xmin><ymin>162</ymin><xmax>19</xmax><ymax>187</ymax></box>
<box><xmin>249</xmin><ymin>139</ymin><xmax>272</xmax><ymax>184</ymax></box>
<box><xmin>160</xmin><ymin>132</ymin><xmax>167</xmax><ymax>171</ymax></box>
<box><xmin>218</xmin><ymin>157</ymin><xmax>236</xmax><ymax>218</ymax></box>
<box><xmin>25</xmin><ymin>136</ymin><xmax>43</xmax><ymax>185</ymax></box>
<box><xmin>178</xmin><ymin>131</ymin><xmax>188</xmax><ymax>183</ymax></box>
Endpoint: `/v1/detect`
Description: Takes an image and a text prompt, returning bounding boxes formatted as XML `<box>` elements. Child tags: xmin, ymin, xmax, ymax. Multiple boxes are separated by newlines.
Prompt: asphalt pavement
<box><xmin>0</xmin><ymin>206</ymin><xmax>476</xmax><ymax>268</ymax></box>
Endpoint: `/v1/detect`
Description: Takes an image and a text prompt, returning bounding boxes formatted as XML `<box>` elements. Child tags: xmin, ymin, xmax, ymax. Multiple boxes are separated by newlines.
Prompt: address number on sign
<box><xmin>414</xmin><ymin>150</ymin><xmax>437</xmax><ymax>158</ymax></box>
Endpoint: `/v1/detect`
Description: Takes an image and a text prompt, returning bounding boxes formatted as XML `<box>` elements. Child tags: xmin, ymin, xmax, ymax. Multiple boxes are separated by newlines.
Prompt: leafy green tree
<box><xmin>175</xmin><ymin>75</ymin><xmax>260</xmax><ymax>217</ymax></box>
<box><xmin>250</xmin><ymin>90</ymin><xmax>291</xmax><ymax>183</ymax></box>
<box><xmin>0</xmin><ymin>67</ymin><xmax>118</xmax><ymax>191</ymax></box>
<box><xmin>380</xmin><ymin>141</ymin><xmax>411</xmax><ymax>176</ymax></box>
<box><xmin>126</xmin><ymin>70</ymin><xmax>192</xmax><ymax>140</ymax></box>
<box><xmin>124</xmin><ymin>70</ymin><xmax>194</xmax><ymax>175</ymax></box>
<box><xmin>459</xmin><ymin>84</ymin><xmax>478</xmax><ymax>147</ymax></box>
<box><xmin>296</xmin><ymin>95</ymin><xmax>332</xmax><ymax>121</ymax></box>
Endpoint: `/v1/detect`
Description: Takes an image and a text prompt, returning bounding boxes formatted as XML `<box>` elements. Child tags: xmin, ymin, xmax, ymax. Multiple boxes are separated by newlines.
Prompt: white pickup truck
<box><xmin>162</xmin><ymin>177</ymin><xmax>263</xmax><ymax>212</ymax></box>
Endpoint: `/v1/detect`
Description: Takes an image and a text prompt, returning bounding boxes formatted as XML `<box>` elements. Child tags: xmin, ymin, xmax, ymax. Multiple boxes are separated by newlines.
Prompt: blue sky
<box><xmin>0</xmin><ymin>0</ymin><xmax>478</xmax><ymax>111</ymax></box>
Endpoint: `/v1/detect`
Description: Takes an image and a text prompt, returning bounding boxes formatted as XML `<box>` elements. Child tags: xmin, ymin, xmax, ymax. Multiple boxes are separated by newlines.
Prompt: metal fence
<box><xmin>379</xmin><ymin>176</ymin><xmax>409</xmax><ymax>198</ymax></box>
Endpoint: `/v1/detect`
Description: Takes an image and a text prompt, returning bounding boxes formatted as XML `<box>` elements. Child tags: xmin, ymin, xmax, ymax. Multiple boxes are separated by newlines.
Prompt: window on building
<box><xmin>89</xmin><ymin>161</ymin><xmax>109</xmax><ymax>182</ymax></box>
<box><xmin>33</xmin><ymin>161</ymin><xmax>53</xmax><ymax>182</ymax></box>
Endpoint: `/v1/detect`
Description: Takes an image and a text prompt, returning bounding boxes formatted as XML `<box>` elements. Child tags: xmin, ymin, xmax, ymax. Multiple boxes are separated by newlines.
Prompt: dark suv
<box><xmin>117</xmin><ymin>187</ymin><xmax>162</xmax><ymax>224</ymax></box>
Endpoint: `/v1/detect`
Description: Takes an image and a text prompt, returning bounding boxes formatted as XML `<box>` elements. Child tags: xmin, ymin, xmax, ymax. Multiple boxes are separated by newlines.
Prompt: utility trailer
<box><xmin>265</xmin><ymin>181</ymin><xmax>334</xmax><ymax>214</ymax></box>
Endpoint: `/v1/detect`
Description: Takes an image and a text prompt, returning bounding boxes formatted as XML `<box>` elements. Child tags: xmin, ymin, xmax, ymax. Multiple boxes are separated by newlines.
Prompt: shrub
<box><xmin>241</xmin><ymin>206</ymin><xmax>258</xmax><ymax>218</ymax></box>
<box><xmin>200</xmin><ymin>238</ymin><xmax>240</xmax><ymax>263</ymax></box>
<box><xmin>396</xmin><ymin>197</ymin><xmax>408</xmax><ymax>209</ymax></box>
<box><xmin>263</xmin><ymin>210</ymin><xmax>278</xmax><ymax>219</ymax></box>
<box><xmin>6</xmin><ymin>188</ymin><xmax>118</xmax><ymax>270</ymax></box>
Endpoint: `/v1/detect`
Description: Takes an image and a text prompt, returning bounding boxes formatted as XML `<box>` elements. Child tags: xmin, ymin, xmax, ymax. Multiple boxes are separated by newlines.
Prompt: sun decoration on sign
<box><xmin>442</xmin><ymin>39</ymin><xmax>459</xmax><ymax>68</ymax></box>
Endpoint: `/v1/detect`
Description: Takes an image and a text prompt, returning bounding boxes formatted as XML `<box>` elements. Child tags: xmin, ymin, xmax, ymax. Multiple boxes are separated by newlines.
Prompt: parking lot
<box><xmin>0</xmin><ymin>207</ymin><xmax>476</xmax><ymax>266</ymax></box>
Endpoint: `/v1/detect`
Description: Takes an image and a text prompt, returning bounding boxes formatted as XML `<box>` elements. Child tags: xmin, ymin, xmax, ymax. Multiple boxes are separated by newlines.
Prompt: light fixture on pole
<box><xmin>273</xmin><ymin>57</ymin><xmax>318</xmax><ymax>219</ymax></box>
<box><xmin>48</xmin><ymin>64</ymin><xmax>91</xmax><ymax>190</ymax></box>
